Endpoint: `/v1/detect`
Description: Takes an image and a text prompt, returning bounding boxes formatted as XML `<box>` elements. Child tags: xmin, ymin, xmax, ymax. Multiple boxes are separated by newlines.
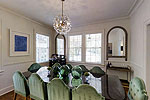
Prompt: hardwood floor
<box><xmin>0</xmin><ymin>91</ymin><xmax>30</xmax><ymax>100</ymax></box>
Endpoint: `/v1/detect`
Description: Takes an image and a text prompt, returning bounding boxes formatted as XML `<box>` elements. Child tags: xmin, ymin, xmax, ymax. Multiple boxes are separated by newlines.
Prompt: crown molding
<box><xmin>0</xmin><ymin>0</ymin><xmax>144</xmax><ymax>30</ymax></box>
<box><xmin>127</xmin><ymin>0</ymin><xmax>138</xmax><ymax>15</ymax></box>
<box><xmin>129</xmin><ymin>0</ymin><xmax>144</xmax><ymax>17</ymax></box>
<box><xmin>0</xmin><ymin>5</ymin><xmax>53</xmax><ymax>30</ymax></box>
<box><xmin>72</xmin><ymin>16</ymin><xmax>129</xmax><ymax>28</ymax></box>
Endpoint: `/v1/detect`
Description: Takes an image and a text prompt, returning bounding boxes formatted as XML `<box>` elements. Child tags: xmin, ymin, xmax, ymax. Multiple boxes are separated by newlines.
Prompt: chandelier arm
<box><xmin>62</xmin><ymin>0</ymin><xmax>64</xmax><ymax>16</ymax></box>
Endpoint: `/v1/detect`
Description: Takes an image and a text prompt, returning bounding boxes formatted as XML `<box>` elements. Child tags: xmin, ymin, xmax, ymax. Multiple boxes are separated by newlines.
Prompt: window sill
<box><xmin>67</xmin><ymin>61</ymin><xmax>105</xmax><ymax>67</ymax></box>
<box><xmin>37</xmin><ymin>61</ymin><xmax>49</xmax><ymax>64</ymax></box>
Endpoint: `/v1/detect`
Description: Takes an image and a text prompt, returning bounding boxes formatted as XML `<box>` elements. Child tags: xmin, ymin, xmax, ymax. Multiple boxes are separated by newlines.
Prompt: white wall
<box><xmin>66</xmin><ymin>18</ymin><xmax>130</xmax><ymax>80</ymax></box>
<box><xmin>0</xmin><ymin>7</ymin><xmax>54</xmax><ymax>95</ymax></box>
<box><xmin>130</xmin><ymin>0</ymin><xmax>150</xmax><ymax>94</ymax></box>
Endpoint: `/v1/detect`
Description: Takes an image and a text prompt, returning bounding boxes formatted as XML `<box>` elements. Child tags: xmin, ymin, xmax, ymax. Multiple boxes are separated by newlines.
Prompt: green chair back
<box><xmin>29</xmin><ymin>73</ymin><xmax>46</xmax><ymax>100</ymax></box>
<box><xmin>66</xmin><ymin>63</ymin><xmax>73</xmax><ymax>70</ymax></box>
<box><xmin>78</xmin><ymin>65</ymin><xmax>89</xmax><ymax>73</ymax></box>
<box><xmin>28</xmin><ymin>63</ymin><xmax>41</xmax><ymax>73</ymax></box>
<box><xmin>13</xmin><ymin>71</ymin><xmax>30</xmax><ymax>97</ymax></box>
<box><xmin>128</xmin><ymin>77</ymin><xmax>148</xmax><ymax>100</ymax></box>
<box><xmin>90</xmin><ymin>66</ymin><xmax>105</xmax><ymax>78</ymax></box>
<box><xmin>47</xmin><ymin>78</ymin><xmax>70</xmax><ymax>100</ymax></box>
<box><xmin>72</xmin><ymin>84</ymin><xmax>105</xmax><ymax>100</ymax></box>
<box><xmin>52</xmin><ymin>63</ymin><xmax>61</xmax><ymax>68</ymax></box>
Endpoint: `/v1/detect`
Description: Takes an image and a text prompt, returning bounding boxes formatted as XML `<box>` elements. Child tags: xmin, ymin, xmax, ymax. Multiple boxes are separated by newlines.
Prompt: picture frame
<box><xmin>10</xmin><ymin>29</ymin><xmax>30</xmax><ymax>56</ymax></box>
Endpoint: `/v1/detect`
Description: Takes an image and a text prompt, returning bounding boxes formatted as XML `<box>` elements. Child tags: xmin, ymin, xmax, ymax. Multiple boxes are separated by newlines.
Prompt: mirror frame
<box><xmin>106</xmin><ymin>26</ymin><xmax>128</xmax><ymax>61</ymax></box>
<box><xmin>55</xmin><ymin>34</ymin><xmax>66</xmax><ymax>56</ymax></box>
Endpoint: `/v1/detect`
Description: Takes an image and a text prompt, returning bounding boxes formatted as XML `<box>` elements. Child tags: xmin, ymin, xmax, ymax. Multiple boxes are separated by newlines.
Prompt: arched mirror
<box><xmin>106</xmin><ymin>26</ymin><xmax>128</xmax><ymax>61</ymax></box>
<box><xmin>55</xmin><ymin>34</ymin><xmax>66</xmax><ymax>56</ymax></box>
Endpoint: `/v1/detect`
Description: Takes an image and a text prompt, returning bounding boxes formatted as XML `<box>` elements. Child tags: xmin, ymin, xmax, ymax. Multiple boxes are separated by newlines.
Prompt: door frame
<box><xmin>143</xmin><ymin>18</ymin><xmax>150</xmax><ymax>93</ymax></box>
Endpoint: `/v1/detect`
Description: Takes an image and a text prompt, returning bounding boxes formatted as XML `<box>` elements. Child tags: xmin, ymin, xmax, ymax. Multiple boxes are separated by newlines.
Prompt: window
<box><xmin>57</xmin><ymin>38</ymin><xmax>64</xmax><ymax>55</ymax></box>
<box><xmin>68</xmin><ymin>33</ymin><xmax>102</xmax><ymax>64</ymax></box>
<box><xmin>86</xmin><ymin>33</ymin><xmax>102</xmax><ymax>63</ymax></box>
<box><xmin>36</xmin><ymin>33</ymin><xmax>49</xmax><ymax>63</ymax></box>
<box><xmin>69</xmin><ymin>35</ymin><xmax>82</xmax><ymax>62</ymax></box>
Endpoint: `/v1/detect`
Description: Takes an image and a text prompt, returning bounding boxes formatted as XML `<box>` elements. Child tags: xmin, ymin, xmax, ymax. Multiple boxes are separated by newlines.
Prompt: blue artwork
<box><xmin>15</xmin><ymin>35</ymin><xmax>27</xmax><ymax>52</ymax></box>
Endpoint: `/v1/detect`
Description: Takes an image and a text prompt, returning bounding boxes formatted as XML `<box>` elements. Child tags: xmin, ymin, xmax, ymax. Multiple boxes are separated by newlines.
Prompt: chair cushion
<box><xmin>128</xmin><ymin>77</ymin><xmax>148</xmax><ymax>100</ymax></box>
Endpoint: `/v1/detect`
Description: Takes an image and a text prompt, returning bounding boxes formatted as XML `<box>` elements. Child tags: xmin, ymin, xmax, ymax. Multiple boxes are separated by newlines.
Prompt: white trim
<box><xmin>127</xmin><ymin>0</ymin><xmax>138</xmax><ymax>15</ymax></box>
<box><xmin>0</xmin><ymin>70</ymin><xmax>4</xmax><ymax>73</ymax></box>
<box><xmin>129</xmin><ymin>0</ymin><xmax>144</xmax><ymax>17</ymax></box>
<box><xmin>0</xmin><ymin>85</ymin><xmax>14</xmax><ymax>96</ymax></box>
<box><xmin>2</xmin><ymin>60</ymin><xmax>34</xmax><ymax>66</ymax></box>
<box><xmin>35</xmin><ymin>33</ymin><xmax>50</xmax><ymax>63</ymax></box>
<box><xmin>72</xmin><ymin>16</ymin><xmax>130</xmax><ymax>28</ymax></box>
<box><xmin>143</xmin><ymin>18</ymin><xmax>150</xmax><ymax>93</ymax></box>
<box><xmin>0</xmin><ymin>18</ymin><xmax>2</xmax><ymax>70</ymax></box>
<box><xmin>129</xmin><ymin>61</ymin><xmax>144</xmax><ymax>79</ymax></box>
<box><xmin>130</xmin><ymin>61</ymin><xmax>143</xmax><ymax>69</ymax></box>
<box><xmin>67</xmin><ymin>30</ymin><xmax>105</xmax><ymax>65</ymax></box>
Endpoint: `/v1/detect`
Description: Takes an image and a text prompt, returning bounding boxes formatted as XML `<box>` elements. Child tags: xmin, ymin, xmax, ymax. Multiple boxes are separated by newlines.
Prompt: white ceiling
<box><xmin>0</xmin><ymin>0</ymin><xmax>136</xmax><ymax>27</ymax></box>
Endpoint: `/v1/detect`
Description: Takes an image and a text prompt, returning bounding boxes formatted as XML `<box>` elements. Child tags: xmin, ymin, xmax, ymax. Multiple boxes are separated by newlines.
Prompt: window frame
<box><xmin>85</xmin><ymin>33</ymin><xmax>102</xmax><ymax>64</ymax></box>
<box><xmin>67</xmin><ymin>30</ymin><xmax>104</xmax><ymax>65</ymax></box>
<box><xmin>36</xmin><ymin>33</ymin><xmax>50</xmax><ymax>63</ymax></box>
<box><xmin>68</xmin><ymin>34</ymin><xmax>83</xmax><ymax>63</ymax></box>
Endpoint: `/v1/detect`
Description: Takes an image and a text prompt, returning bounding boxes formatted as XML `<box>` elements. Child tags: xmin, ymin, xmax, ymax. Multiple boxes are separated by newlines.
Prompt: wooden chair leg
<box><xmin>25</xmin><ymin>97</ymin><xmax>27</xmax><ymax>100</ymax></box>
<box><xmin>13</xmin><ymin>93</ymin><xmax>17</xmax><ymax>100</ymax></box>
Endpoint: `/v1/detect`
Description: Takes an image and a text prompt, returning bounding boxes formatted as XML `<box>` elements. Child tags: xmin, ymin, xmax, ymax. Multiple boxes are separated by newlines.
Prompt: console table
<box><xmin>106</xmin><ymin>66</ymin><xmax>131</xmax><ymax>81</ymax></box>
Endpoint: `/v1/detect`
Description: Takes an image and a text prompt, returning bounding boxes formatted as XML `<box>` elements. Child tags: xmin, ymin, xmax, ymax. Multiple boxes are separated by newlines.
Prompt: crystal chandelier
<box><xmin>53</xmin><ymin>0</ymin><xmax>71</xmax><ymax>34</ymax></box>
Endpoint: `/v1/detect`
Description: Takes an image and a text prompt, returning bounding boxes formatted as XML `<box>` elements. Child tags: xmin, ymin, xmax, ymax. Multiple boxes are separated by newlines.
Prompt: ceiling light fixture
<box><xmin>53</xmin><ymin>0</ymin><xmax>71</xmax><ymax>34</ymax></box>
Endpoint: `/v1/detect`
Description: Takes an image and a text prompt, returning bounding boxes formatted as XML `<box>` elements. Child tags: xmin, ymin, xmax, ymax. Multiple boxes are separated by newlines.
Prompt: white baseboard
<box><xmin>0</xmin><ymin>85</ymin><xmax>14</xmax><ymax>96</ymax></box>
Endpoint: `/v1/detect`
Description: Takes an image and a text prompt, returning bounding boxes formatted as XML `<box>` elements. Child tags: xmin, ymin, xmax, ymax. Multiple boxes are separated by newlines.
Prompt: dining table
<box><xmin>23</xmin><ymin>66</ymin><xmax>126</xmax><ymax>100</ymax></box>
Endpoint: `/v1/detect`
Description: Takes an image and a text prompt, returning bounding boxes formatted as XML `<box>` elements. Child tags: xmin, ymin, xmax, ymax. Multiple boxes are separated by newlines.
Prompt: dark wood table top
<box><xmin>23</xmin><ymin>67</ymin><xmax>126</xmax><ymax>100</ymax></box>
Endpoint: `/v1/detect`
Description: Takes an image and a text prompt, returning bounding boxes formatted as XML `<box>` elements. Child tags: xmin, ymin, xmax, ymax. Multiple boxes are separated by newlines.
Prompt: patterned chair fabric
<box><xmin>13</xmin><ymin>71</ymin><xmax>30</xmax><ymax>97</ymax></box>
<box><xmin>72</xmin><ymin>84</ymin><xmax>105</xmax><ymax>100</ymax></box>
<box><xmin>28</xmin><ymin>63</ymin><xmax>41</xmax><ymax>73</ymax></box>
<box><xmin>90</xmin><ymin>66</ymin><xmax>105</xmax><ymax>78</ymax></box>
<box><xmin>29</xmin><ymin>73</ymin><xmax>46</xmax><ymax>100</ymax></box>
<box><xmin>128</xmin><ymin>77</ymin><xmax>148</xmax><ymax>100</ymax></box>
<box><xmin>47</xmin><ymin>78</ymin><xmax>70</xmax><ymax>100</ymax></box>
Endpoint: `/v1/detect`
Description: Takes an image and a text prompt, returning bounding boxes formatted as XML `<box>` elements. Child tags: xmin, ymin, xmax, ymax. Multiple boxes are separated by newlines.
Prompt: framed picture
<box><xmin>10</xmin><ymin>30</ymin><xmax>30</xmax><ymax>56</ymax></box>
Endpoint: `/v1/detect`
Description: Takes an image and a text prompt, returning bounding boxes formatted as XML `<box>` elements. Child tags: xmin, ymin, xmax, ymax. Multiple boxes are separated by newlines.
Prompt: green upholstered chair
<box><xmin>128</xmin><ymin>77</ymin><xmax>148</xmax><ymax>100</ymax></box>
<box><xmin>47</xmin><ymin>78</ymin><xmax>70</xmax><ymax>100</ymax></box>
<box><xmin>13</xmin><ymin>71</ymin><xmax>30</xmax><ymax>100</ymax></box>
<box><xmin>66</xmin><ymin>63</ymin><xmax>73</xmax><ymax>70</ymax></box>
<box><xmin>90</xmin><ymin>66</ymin><xmax>105</xmax><ymax>78</ymax></box>
<box><xmin>52</xmin><ymin>63</ymin><xmax>61</xmax><ymax>78</ymax></box>
<box><xmin>28</xmin><ymin>63</ymin><xmax>41</xmax><ymax>73</ymax></box>
<box><xmin>29</xmin><ymin>73</ymin><xmax>46</xmax><ymax>100</ymax></box>
<box><xmin>72</xmin><ymin>84</ymin><xmax>105</xmax><ymax>100</ymax></box>
<box><xmin>52</xmin><ymin>63</ymin><xmax>61</xmax><ymax>68</ymax></box>
<box><xmin>78</xmin><ymin>65</ymin><xmax>89</xmax><ymax>73</ymax></box>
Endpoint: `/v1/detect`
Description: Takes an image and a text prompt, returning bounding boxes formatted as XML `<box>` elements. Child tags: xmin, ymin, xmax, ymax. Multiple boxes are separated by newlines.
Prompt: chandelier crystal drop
<box><xmin>53</xmin><ymin>0</ymin><xmax>71</xmax><ymax>34</ymax></box>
